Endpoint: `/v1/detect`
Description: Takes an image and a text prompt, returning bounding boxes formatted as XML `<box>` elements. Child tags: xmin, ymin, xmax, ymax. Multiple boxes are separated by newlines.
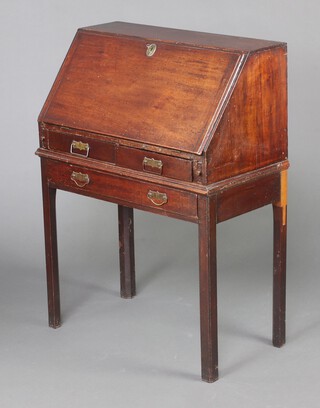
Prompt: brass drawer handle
<box><xmin>143</xmin><ymin>157</ymin><xmax>163</xmax><ymax>174</ymax></box>
<box><xmin>147</xmin><ymin>190</ymin><xmax>168</xmax><ymax>206</ymax></box>
<box><xmin>70</xmin><ymin>140</ymin><xmax>90</xmax><ymax>157</ymax></box>
<box><xmin>71</xmin><ymin>171</ymin><xmax>90</xmax><ymax>187</ymax></box>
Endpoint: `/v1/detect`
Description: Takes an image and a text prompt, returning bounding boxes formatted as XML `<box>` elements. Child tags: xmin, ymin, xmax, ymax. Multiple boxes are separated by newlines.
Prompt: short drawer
<box><xmin>46</xmin><ymin>161</ymin><xmax>198</xmax><ymax>220</ymax></box>
<box><xmin>47</xmin><ymin>131</ymin><xmax>116</xmax><ymax>163</ymax></box>
<box><xmin>117</xmin><ymin>146</ymin><xmax>193</xmax><ymax>182</ymax></box>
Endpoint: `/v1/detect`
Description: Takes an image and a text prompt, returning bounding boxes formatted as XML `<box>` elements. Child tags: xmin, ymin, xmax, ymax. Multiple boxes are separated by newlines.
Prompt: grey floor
<box><xmin>1</xmin><ymin>194</ymin><xmax>319</xmax><ymax>408</ymax></box>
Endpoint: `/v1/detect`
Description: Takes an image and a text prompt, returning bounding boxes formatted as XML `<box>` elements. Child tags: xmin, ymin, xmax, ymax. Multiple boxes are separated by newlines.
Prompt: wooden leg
<box><xmin>41</xmin><ymin>159</ymin><xmax>61</xmax><ymax>328</ymax></box>
<box><xmin>272</xmin><ymin>171</ymin><xmax>287</xmax><ymax>347</ymax></box>
<box><xmin>198</xmin><ymin>196</ymin><xmax>218</xmax><ymax>382</ymax></box>
<box><xmin>118</xmin><ymin>205</ymin><xmax>136</xmax><ymax>299</ymax></box>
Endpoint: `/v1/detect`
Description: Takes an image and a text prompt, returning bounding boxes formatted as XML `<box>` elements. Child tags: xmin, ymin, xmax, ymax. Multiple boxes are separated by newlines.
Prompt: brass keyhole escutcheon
<box><xmin>146</xmin><ymin>43</ymin><xmax>157</xmax><ymax>57</ymax></box>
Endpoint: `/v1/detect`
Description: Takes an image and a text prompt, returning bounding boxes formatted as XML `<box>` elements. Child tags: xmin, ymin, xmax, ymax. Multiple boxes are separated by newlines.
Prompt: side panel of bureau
<box><xmin>205</xmin><ymin>46</ymin><xmax>287</xmax><ymax>183</ymax></box>
<box><xmin>216</xmin><ymin>172</ymin><xmax>281</xmax><ymax>223</ymax></box>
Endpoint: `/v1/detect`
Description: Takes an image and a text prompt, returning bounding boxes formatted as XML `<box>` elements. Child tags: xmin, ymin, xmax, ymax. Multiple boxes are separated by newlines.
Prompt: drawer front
<box><xmin>46</xmin><ymin>161</ymin><xmax>197</xmax><ymax>219</ymax></box>
<box><xmin>117</xmin><ymin>146</ymin><xmax>193</xmax><ymax>182</ymax></box>
<box><xmin>48</xmin><ymin>131</ymin><xmax>116</xmax><ymax>163</ymax></box>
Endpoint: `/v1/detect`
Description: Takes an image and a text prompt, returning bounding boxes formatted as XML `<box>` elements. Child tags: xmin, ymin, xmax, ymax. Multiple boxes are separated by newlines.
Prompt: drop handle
<box><xmin>71</xmin><ymin>171</ymin><xmax>90</xmax><ymax>187</ymax></box>
<box><xmin>143</xmin><ymin>157</ymin><xmax>163</xmax><ymax>174</ymax></box>
<box><xmin>147</xmin><ymin>190</ymin><xmax>168</xmax><ymax>206</ymax></box>
<box><xmin>70</xmin><ymin>140</ymin><xmax>90</xmax><ymax>157</ymax></box>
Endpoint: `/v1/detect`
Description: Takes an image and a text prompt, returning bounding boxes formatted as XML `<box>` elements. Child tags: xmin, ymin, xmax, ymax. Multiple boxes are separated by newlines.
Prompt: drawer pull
<box><xmin>143</xmin><ymin>157</ymin><xmax>163</xmax><ymax>174</ymax></box>
<box><xmin>147</xmin><ymin>190</ymin><xmax>168</xmax><ymax>206</ymax></box>
<box><xmin>71</xmin><ymin>171</ymin><xmax>90</xmax><ymax>187</ymax></box>
<box><xmin>70</xmin><ymin>140</ymin><xmax>90</xmax><ymax>157</ymax></box>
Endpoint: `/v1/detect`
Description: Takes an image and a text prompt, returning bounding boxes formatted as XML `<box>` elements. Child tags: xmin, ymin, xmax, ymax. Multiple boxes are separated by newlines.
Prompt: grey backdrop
<box><xmin>1</xmin><ymin>1</ymin><xmax>319</xmax><ymax>407</ymax></box>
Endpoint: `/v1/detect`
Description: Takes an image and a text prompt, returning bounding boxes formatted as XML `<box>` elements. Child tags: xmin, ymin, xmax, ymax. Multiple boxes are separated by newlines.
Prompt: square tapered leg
<box><xmin>118</xmin><ymin>205</ymin><xmax>136</xmax><ymax>299</ymax></box>
<box><xmin>198</xmin><ymin>195</ymin><xmax>218</xmax><ymax>382</ymax></box>
<box><xmin>272</xmin><ymin>171</ymin><xmax>288</xmax><ymax>347</ymax></box>
<box><xmin>41</xmin><ymin>159</ymin><xmax>61</xmax><ymax>328</ymax></box>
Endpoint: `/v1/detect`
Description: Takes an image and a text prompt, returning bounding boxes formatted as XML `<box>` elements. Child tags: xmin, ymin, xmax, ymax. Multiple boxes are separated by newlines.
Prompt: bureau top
<box><xmin>39</xmin><ymin>22</ymin><xmax>287</xmax><ymax>157</ymax></box>
<box><xmin>83</xmin><ymin>22</ymin><xmax>285</xmax><ymax>53</ymax></box>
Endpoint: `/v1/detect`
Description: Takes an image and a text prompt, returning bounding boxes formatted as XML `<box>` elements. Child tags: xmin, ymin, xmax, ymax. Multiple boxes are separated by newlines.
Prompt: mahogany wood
<box><xmin>37</xmin><ymin>147</ymin><xmax>288</xmax><ymax>196</ymax></box>
<box><xmin>272</xmin><ymin>170</ymin><xmax>287</xmax><ymax>347</ymax></box>
<box><xmin>37</xmin><ymin>22</ymin><xmax>289</xmax><ymax>382</ymax></box>
<box><xmin>118</xmin><ymin>205</ymin><xmax>136</xmax><ymax>299</ymax></box>
<box><xmin>41</xmin><ymin>159</ymin><xmax>61</xmax><ymax>328</ymax></box>
<box><xmin>217</xmin><ymin>173</ymin><xmax>280</xmax><ymax>223</ymax></box>
<box><xmin>84</xmin><ymin>22</ymin><xmax>285</xmax><ymax>53</ymax></box>
<box><xmin>198</xmin><ymin>195</ymin><xmax>218</xmax><ymax>382</ymax></box>
<box><xmin>47</xmin><ymin>129</ymin><xmax>116</xmax><ymax>163</ymax></box>
<box><xmin>206</xmin><ymin>46</ymin><xmax>287</xmax><ymax>183</ymax></box>
<box><xmin>117</xmin><ymin>146</ymin><xmax>193</xmax><ymax>182</ymax></box>
<box><xmin>39</xmin><ymin>31</ymin><xmax>242</xmax><ymax>155</ymax></box>
<box><xmin>40</xmin><ymin>123</ymin><xmax>195</xmax><ymax>160</ymax></box>
<box><xmin>272</xmin><ymin>204</ymin><xmax>287</xmax><ymax>347</ymax></box>
<box><xmin>45</xmin><ymin>159</ymin><xmax>198</xmax><ymax>222</ymax></box>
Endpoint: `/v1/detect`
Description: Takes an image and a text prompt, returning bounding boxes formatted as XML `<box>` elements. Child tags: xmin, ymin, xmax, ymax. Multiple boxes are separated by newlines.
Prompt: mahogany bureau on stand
<box><xmin>36</xmin><ymin>22</ymin><xmax>288</xmax><ymax>382</ymax></box>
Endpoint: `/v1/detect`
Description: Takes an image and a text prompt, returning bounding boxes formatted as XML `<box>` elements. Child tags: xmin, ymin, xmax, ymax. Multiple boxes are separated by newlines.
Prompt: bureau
<box><xmin>36</xmin><ymin>22</ymin><xmax>288</xmax><ymax>382</ymax></box>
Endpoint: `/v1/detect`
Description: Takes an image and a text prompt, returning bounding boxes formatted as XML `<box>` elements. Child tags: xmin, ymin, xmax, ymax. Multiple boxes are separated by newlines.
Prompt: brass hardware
<box><xmin>71</xmin><ymin>171</ymin><xmax>90</xmax><ymax>187</ymax></box>
<box><xmin>147</xmin><ymin>190</ymin><xmax>168</xmax><ymax>206</ymax></box>
<box><xmin>143</xmin><ymin>157</ymin><xmax>163</xmax><ymax>174</ymax></box>
<box><xmin>70</xmin><ymin>140</ymin><xmax>90</xmax><ymax>157</ymax></box>
<box><xmin>146</xmin><ymin>43</ymin><xmax>157</xmax><ymax>57</ymax></box>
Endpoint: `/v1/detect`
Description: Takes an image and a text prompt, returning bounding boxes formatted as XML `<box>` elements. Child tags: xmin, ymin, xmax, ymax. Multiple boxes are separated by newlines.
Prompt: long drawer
<box><xmin>46</xmin><ymin>160</ymin><xmax>198</xmax><ymax>221</ymax></box>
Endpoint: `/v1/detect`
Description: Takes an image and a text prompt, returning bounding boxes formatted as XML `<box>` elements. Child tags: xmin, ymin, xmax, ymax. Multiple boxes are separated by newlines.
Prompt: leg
<box><xmin>198</xmin><ymin>195</ymin><xmax>218</xmax><ymax>382</ymax></box>
<box><xmin>41</xmin><ymin>159</ymin><xmax>61</xmax><ymax>328</ymax></box>
<box><xmin>272</xmin><ymin>170</ymin><xmax>287</xmax><ymax>347</ymax></box>
<box><xmin>118</xmin><ymin>205</ymin><xmax>136</xmax><ymax>299</ymax></box>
